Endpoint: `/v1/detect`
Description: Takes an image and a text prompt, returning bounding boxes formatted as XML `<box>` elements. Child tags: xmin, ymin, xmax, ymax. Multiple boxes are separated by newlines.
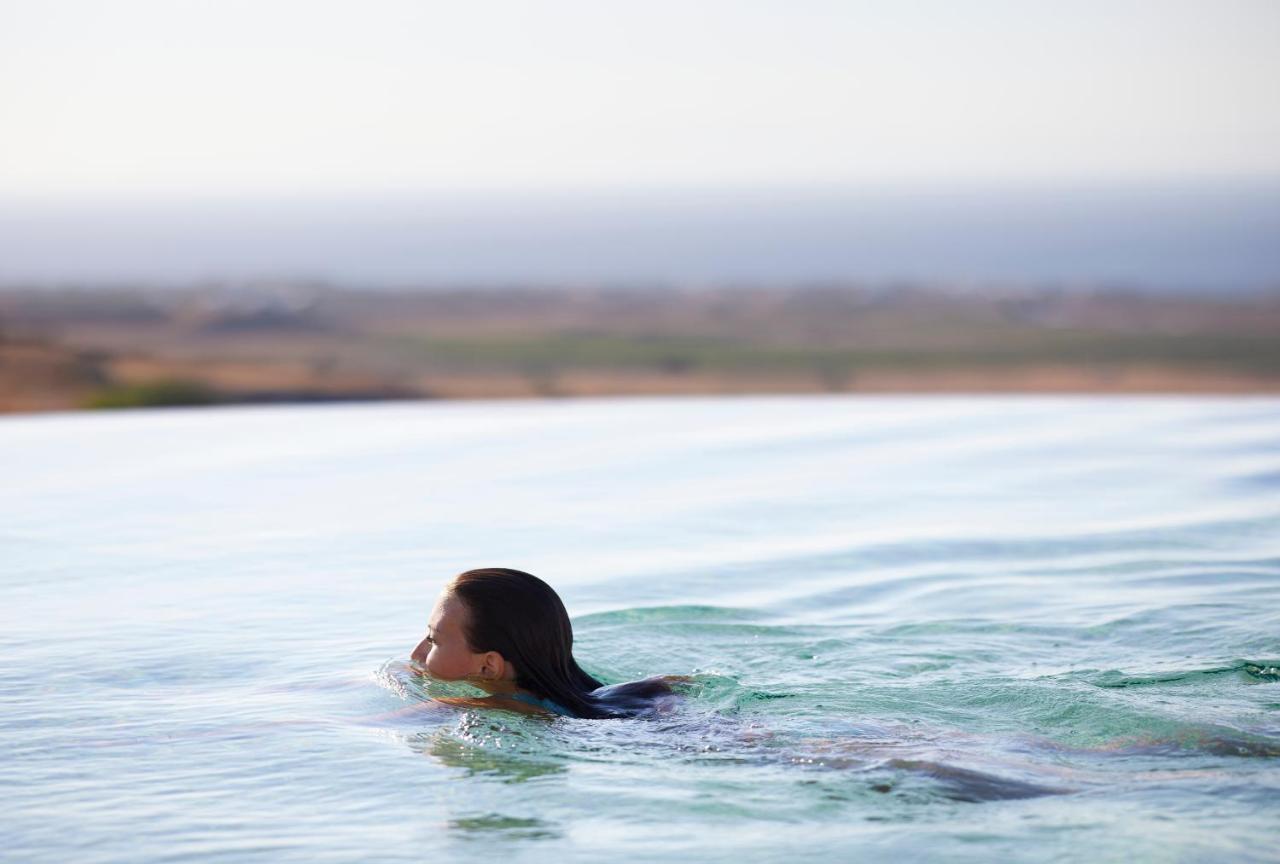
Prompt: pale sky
<box><xmin>1</xmin><ymin>0</ymin><xmax>1278</xmax><ymax>199</ymax></box>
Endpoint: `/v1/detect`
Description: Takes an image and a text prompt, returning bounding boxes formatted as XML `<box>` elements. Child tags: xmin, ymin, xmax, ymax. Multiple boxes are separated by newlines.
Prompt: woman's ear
<box><xmin>478</xmin><ymin>651</ymin><xmax>507</xmax><ymax>680</ymax></box>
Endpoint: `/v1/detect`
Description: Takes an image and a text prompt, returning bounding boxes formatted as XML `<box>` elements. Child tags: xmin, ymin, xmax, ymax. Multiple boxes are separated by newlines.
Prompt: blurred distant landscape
<box><xmin>3</xmin><ymin>282</ymin><xmax>1278</xmax><ymax>412</ymax></box>
<box><xmin>3</xmin><ymin>1</ymin><xmax>1278</xmax><ymax>414</ymax></box>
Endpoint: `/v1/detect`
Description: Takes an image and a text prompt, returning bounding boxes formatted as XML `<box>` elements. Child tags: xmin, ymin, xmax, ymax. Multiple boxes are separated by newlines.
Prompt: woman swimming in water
<box><xmin>393</xmin><ymin>569</ymin><xmax>1274</xmax><ymax>799</ymax></box>
<box><xmin>409</xmin><ymin>567</ymin><xmax>683</xmax><ymax>719</ymax></box>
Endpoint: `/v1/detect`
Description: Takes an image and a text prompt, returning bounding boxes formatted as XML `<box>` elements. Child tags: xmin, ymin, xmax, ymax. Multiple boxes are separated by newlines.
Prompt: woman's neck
<box><xmin>468</xmin><ymin>677</ymin><xmax>525</xmax><ymax>697</ymax></box>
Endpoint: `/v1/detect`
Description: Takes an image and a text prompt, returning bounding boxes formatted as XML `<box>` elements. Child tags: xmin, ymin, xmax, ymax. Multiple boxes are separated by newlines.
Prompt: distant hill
<box><xmin>2</xmin><ymin>183</ymin><xmax>1278</xmax><ymax>291</ymax></box>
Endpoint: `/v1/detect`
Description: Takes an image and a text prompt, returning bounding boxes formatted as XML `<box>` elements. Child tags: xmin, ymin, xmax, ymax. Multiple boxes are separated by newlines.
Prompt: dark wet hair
<box><xmin>448</xmin><ymin>567</ymin><xmax>672</xmax><ymax>719</ymax></box>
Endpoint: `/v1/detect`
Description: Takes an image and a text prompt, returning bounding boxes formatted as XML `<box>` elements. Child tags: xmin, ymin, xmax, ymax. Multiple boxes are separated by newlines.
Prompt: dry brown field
<box><xmin>2</xmin><ymin>284</ymin><xmax>1278</xmax><ymax>412</ymax></box>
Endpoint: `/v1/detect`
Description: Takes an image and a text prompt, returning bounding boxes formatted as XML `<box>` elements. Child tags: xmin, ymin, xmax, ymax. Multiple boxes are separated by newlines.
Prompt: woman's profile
<box><xmin>409</xmin><ymin>567</ymin><xmax>685</xmax><ymax>719</ymax></box>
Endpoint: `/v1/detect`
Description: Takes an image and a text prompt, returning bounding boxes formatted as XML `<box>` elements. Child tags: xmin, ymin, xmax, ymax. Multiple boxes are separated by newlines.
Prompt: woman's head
<box><xmin>410</xmin><ymin>589</ymin><xmax>500</xmax><ymax>682</ymax></box>
<box><xmin>411</xmin><ymin>568</ymin><xmax>605</xmax><ymax>711</ymax></box>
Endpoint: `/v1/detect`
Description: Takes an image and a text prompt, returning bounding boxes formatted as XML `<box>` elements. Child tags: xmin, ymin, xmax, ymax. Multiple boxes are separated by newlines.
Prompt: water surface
<box><xmin>3</xmin><ymin>396</ymin><xmax>1278</xmax><ymax>861</ymax></box>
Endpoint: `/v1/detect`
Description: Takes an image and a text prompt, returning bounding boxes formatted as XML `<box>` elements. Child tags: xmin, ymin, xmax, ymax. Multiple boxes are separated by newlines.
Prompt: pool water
<box><xmin>3</xmin><ymin>396</ymin><xmax>1278</xmax><ymax>862</ymax></box>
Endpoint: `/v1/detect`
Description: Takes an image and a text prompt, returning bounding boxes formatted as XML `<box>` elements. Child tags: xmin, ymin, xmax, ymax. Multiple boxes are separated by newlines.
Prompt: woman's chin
<box><xmin>406</xmin><ymin>660</ymin><xmax>435</xmax><ymax>677</ymax></box>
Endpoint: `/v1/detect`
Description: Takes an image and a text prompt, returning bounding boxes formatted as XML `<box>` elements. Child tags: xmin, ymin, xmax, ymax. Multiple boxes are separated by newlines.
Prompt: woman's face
<box><xmin>411</xmin><ymin>591</ymin><xmax>483</xmax><ymax>681</ymax></box>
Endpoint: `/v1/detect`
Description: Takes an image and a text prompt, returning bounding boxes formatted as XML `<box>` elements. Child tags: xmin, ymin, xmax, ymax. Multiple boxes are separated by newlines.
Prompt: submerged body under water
<box><xmin>372</xmin><ymin>658</ymin><xmax>1279</xmax><ymax>805</ymax></box>
<box><xmin>3</xmin><ymin>396</ymin><xmax>1278</xmax><ymax>862</ymax></box>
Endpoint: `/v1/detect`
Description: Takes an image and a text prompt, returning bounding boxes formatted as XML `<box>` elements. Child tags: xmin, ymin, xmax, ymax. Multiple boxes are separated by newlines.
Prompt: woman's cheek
<box><xmin>426</xmin><ymin>650</ymin><xmax>448</xmax><ymax>678</ymax></box>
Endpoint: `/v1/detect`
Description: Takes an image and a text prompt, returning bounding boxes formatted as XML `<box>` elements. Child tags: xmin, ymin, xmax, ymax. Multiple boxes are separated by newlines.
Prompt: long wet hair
<box><xmin>448</xmin><ymin>567</ymin><xmax>672</xmax><ymax>719</ymax></box>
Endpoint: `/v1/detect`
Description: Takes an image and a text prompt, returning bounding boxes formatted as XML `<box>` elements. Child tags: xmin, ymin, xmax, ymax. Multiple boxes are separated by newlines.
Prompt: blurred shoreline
<box><xmin>2</xmin><ymin>283</ymin><xmax>1279</xmax><ymax>413</ymax></box>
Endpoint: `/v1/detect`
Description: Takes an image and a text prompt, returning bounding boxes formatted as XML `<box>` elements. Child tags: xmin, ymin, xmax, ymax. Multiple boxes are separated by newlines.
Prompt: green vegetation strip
<box><xmin>399</xmin><ymin>331</ymin><xmax>1280</xmax><ymax>375</ymax></box>
<box><xmin>87</xmin><ymin>380</ymin><xmax>220</xmax><ymax>409</ymax></box>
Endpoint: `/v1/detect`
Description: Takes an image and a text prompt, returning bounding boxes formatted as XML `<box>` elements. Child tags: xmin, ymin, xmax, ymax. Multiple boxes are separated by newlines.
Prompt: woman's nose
<box><xmin>410</xmin><ymin>638</ymin><xmax>429</xmax><ymax>664</ymax></box>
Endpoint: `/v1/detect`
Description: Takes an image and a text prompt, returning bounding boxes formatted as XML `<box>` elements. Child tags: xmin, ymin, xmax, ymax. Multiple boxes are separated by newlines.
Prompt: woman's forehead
<box><xmin>429</xmin><ymin>592</ymin><xmax>467</xmax><ymax>632</ymax></box>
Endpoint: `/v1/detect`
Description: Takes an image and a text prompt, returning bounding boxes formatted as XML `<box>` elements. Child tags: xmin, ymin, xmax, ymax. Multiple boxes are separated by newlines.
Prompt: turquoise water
<box><xmin>3</xmin><ymin>396</ymin><xmax>1278</xmax><ymax>862</ymax></box>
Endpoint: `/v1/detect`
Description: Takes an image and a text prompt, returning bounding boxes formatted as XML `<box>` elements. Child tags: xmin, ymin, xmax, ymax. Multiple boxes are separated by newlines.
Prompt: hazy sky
<box><xmin>2</xmin><ymin>0</ymin><xmax>1278</xmax><ymax>199</ymax></box>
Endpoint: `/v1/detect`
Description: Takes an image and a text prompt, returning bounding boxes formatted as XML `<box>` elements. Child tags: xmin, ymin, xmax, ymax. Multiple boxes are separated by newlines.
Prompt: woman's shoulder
<box><xmin>656</xmin><ymin>674</ymin><xmax>695</xmax><ymax>686</ymax></box>
<box><xmin>591</xmin><ymin>673</ymin><xmax>682</xmax><ymax>695</ymax></box>
<box><xmin>589</xmin><ymin>674</ymin><xmax>687</xmax><ymax>717</ymax></box>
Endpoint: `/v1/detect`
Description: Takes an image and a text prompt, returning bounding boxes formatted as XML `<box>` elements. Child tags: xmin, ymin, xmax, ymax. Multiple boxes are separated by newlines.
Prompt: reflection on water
<box><xmin>411</xmin><ymin>723</ymin><xmax>571</xmax><ymax>784</ymax></box>
<box><xmin>448</xmin><ymin>814</ymin><xmax>562</xmax><ymax>842</ymax></box>
<box><xmin>3</xmin><ymin>396</ymin><xmax>1278</xmax><ymax>861</ymax></box>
